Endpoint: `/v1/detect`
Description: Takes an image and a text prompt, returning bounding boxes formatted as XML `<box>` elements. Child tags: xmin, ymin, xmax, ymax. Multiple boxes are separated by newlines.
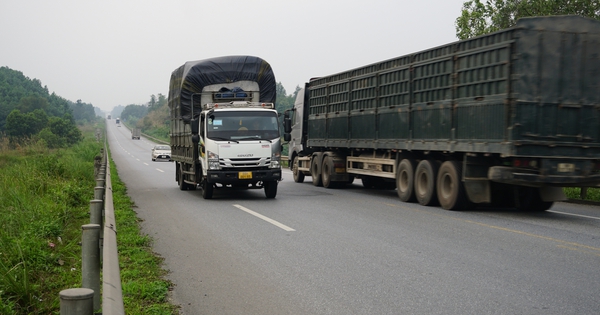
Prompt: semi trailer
<box><xmin>169</xmin><ymin>56</ymin><xmax>282</xmax><ymax>199</ymax></box>
<box><xmin>284</xmin><ymin>15</ymin><xmax>600</xmax><ymax>211</ymax></box>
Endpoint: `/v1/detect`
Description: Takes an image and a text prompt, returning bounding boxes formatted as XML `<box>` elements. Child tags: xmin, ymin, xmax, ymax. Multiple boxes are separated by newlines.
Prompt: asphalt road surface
<box><xmin>107</xmin><ymin>122</ymin><xmax>600</xmax><ymax>315</ymax></box>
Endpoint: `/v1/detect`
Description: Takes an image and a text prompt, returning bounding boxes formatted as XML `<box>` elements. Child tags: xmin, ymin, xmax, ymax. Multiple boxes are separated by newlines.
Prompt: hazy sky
<box><xmin>1</xmin><ymin>0</ymin><xmax>466</xmax><ymax>113</ymax></box>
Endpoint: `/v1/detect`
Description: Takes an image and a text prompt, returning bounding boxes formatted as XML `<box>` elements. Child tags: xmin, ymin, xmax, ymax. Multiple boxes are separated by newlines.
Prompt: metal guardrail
<box><xmin>59</xmin><ymin>140</ymin><xmax>124</xmax><ymax>314</ymax></box>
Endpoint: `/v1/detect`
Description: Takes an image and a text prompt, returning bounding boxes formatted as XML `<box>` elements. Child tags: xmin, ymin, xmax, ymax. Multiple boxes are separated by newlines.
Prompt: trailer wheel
<box><xmin>515</xmin><ymin>186</ymin><xmax>553</xmax><ymax>211</ymax></box>
<box><xmin>264</xmin><ymin>181</ymin><xmax>278</xmax><ymax>198</ymax></box>
<box><xmin>437</xmin><ymin>161</ymin><xmax>469</xmax><ymax>210</ymax></box>
<box><xmin>201</xmin><ymin>179</ymin><xmax>213</xmax><ymax>199</ymax></box>
<box><xmin>415</xmin><ymin>160</ymin><xmax>439</xmax><ymax>206</ymax></box>
<box><xmin>311</xmin><ymin>156</ymin><xmax>323</xmax><ymax>186</ymax></box>
<box><xmin>178</xmin><ymin>164</ymin><xmax>189</xmax><ymax>191</ymax></box>
<box><xmin>397</xmin><ymin>159</ymin><xmax>416</xmax><ymax>202</ymax></box>
<box><xmin>292</xmin><ymin>156</ymin><xmax>305</xmax><ymax>183</ymax></box>
<box><xmin>321</xmin><ymin>156</ymin><xmax>337</xmax><ymax>188</ymax></box>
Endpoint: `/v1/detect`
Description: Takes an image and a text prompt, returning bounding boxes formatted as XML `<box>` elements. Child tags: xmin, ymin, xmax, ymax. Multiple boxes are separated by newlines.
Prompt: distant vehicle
<box><xmin>131</xmin><ymin>128</ymin><xmax>141</xmax><ymax>140</ymax></box>
<box><xmin>107</xmin><ymin>115</ymin><xmax>111</xmax><ymax>120</ymax></box>
<box><xmin>116</xmin><ymin>118</ymin><xmax>120</xmax><ymax>124</ymax></box>
<box><xmin>151</xmin><ymin>145</ymin><xmax>171</xmax><ymax>162</ymax></box>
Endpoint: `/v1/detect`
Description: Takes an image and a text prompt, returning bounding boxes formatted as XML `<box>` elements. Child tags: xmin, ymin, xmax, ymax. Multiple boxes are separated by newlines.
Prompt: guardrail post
<box><xmin>581</xmin><ymin>187</ymin><xmax>588</xmax><ymax>200</ymax></box>
<box><xmin>59</xmin><ymin>288</ymin><xmax>94</xmax><ymax>315</ymax></box>
<box><xmin>90</xmin><ymin>199</ymin><xmax>104</xmax><ymax>261</ymax></box>
<box><xmin>81</xmin><ymin>224</ymin><xmax>101</xmax><ymax>312</ymax></box>
<box><xmin>90</xmin><ymin>200</ymin><xmax>103</xmax><ymax>227</ymax></box>
<box><xmin>94</xmin><ymin>186</ymin><xmax>105</xmax><ymax>201</ymax></box>
<box><xmin>96</xmin><ymin>174</ymin><xmax>105</xmax><ymax>188</ymax></box>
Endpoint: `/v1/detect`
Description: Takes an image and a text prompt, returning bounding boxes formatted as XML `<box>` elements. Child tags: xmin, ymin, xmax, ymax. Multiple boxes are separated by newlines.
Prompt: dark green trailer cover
<box><xmin>306</xmin><ymin>15</ymin><xmax>600</xmax><ymax>158</ymax></box>
<box><xmin>168</xmin><ymin>55</ymin><xmax>276</xmax><ymax>123</ymax></box>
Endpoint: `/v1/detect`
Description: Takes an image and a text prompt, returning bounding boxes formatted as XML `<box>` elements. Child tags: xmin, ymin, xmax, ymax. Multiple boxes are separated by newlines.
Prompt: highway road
<box><xmin>107</xmin><ymin>121</ymin><xmax>600</xmax><ymax>315</ymax></box>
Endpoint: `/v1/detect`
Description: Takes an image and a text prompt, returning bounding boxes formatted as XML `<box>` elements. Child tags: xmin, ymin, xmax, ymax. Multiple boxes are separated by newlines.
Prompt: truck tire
<box><xmin>397</xmin><ymin>159</ymin><xmax>416</xmax><ymax>202</ymax></box>
<box><xmin>321</xmin><ymin>156</ymin><xmax>336</xmax><ymax>188</ymax></box>
<box><xmin>293</xmin><ymin>156</ymin><xmax>305</xmax><ymax>183</ymax></box>
<box><xmin>178</xmin><ymin>164</ymin><xmax>187</xmax><ymax>191</ymax></box>
<box><xmin>311</xmin><ymin>156</ymin><xmax>322</xmax><ymax>186</ymax></box>
<box><xmin>264</xmin><ymin>181</ymin><xmax>278</xmax><ymax>198</ymax></box>
<box><xmin>178</xmin><ymin>163</ymin><xmax>196</xmax><ymax>191</ymax></box>
<box><xmin>201</xmin><ymin>179</ymin><xmax>213</xmax><ymax>199</ymax></box>
<box><xmin>415</xmin><ymin>160</ymin><xmax>439</xmax><ymax>206</ymax></box>
<box><xmin>436</xmin><ymin>161</ymin><xmax>469</xmax><ymax>210</ymax></box>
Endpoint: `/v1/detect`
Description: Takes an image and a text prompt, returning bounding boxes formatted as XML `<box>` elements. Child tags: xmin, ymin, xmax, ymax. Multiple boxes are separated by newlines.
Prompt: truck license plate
<box><xmin>239</xmin><ymin>171</ymin><xmax>252</xmax><ymax>179</ymax></box>
<box><xmin>557</xmin><ymin>163</ymin><xmax>575</xmax><ymax>172</ymax></box>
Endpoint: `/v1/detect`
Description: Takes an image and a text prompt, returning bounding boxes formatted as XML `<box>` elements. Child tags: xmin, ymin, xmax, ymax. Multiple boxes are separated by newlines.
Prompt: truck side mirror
<box><xmin>191</xmin><ymin>118</ymin><xmax>199</xmax><ymax>134</ymax></box>
<box><xmin>284</xmin><ymin>134</ymin><xmax>291</xmax><ymax>142</ymax></box>
<box><xmin>283</xmin><ymin>111</ymin><xmax>292</xmax><ymax>134</ymax></box>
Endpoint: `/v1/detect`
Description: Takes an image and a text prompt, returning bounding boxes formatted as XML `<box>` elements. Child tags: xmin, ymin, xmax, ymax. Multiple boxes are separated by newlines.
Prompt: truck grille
<box><xmin>220</xmin><ymin>157</ymin><xmax>271</xmax><ymax>168</ymax></box>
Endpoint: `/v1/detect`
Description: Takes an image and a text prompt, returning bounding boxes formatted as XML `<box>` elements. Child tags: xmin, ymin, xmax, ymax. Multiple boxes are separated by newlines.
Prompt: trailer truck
<box><xmin>131</xmin><ymin>128</ymin><xmax>141</xmax><ymax>140</ymax></box>
<box><xmin>284</xmin><ymin>15</ymin><xmax>600</xmax><ymax>211</ymax></box>
<box><xmin>169</xmin><ymin>56</ymin><xmax>282</xmax><ymax>199</ymax></box>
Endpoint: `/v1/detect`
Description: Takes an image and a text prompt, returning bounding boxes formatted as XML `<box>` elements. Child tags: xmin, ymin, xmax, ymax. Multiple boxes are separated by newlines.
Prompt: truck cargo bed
<box><xmin>306</xmin><ymin>16</ymin><xmax>600</xmax><ymax>158</ymax></box>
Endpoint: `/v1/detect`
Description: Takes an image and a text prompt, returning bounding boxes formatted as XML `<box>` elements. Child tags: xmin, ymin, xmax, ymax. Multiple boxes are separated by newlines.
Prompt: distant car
<box><xmin>151</xmin><ymin>145</ymin><xmax>171</xmax><ymax>161</ymax></box>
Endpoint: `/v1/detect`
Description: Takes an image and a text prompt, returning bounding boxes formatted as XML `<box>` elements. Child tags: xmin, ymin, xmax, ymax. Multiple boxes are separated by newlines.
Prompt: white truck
<box><xmin>169</xmin><ymin>56</ymin><xmax>282</xmax><ymax>199</ymax></box>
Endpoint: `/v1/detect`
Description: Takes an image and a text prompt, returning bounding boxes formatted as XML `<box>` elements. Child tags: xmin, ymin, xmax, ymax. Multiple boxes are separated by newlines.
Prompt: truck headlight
<box><xmin>208</xmin><ymin>150</ymin><xmax>220</xmax><ymax>170</ymax></box>
<box><xmin>270</xmin><ymin>152</ymin><xmax>281</xmax><ymax>169</ymax></box>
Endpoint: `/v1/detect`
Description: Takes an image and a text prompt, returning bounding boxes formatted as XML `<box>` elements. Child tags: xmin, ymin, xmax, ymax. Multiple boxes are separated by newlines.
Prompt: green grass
<box><xmin>0</xmin><ymin>124</ymin><xmax>177</xmax><ymax>314</ymax></box>
<box><xmin>564</xmin><ymin>187</ymin><xmax>600</xmax><ymax>201</ymax></box>
<box><xmin>0</xmin><ymin>133</ymin><xmax>100</xmax><ymax>314</ymax></box>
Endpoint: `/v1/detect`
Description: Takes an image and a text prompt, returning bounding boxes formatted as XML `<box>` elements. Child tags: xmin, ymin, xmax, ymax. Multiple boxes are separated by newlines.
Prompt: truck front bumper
<box><xmin>206</xmin><ymin>169</ymin><xmax>281</xmax><ymax>184</ymax></box>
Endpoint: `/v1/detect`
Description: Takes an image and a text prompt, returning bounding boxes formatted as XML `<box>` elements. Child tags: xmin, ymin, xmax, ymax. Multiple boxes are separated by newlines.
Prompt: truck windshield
<box><xmin>206</xmin><ymin>111</ymin><xmax>280</xmax><ymax>141</ymax></box>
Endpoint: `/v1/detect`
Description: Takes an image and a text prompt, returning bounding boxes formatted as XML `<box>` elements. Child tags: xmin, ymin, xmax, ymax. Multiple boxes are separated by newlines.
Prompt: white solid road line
<box><xmin>233</xmin><ymin>204</ymin><xmax>296</xmax><ymax>232</ymax></box>
<box><xmin>548</xmin><ymin>210</ymin><xmax>600</xmax><ymax>220</ymax></box>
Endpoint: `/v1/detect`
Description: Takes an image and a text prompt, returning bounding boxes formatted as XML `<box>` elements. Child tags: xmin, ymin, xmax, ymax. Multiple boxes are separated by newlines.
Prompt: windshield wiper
<box><xmin>237</xmin><ymin>136</ymin><xmax>262</xmax><ymax>141</ymax></box>
<box><xmin>209</xmin><ymin>136</ymin><xmax>239</xmax><ymax>143</ymax></box>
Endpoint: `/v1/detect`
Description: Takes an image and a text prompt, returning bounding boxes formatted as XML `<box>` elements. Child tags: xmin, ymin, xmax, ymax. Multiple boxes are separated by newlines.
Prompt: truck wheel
<box><xmin>293</xmin><ymin>156</ymin><xmax>305</xmax><ymax>183</ymax></box>
<box><xmin>178</xmin><ymin>164</ymin><xmax>188</xmax><ymax>191</ymax></box>
<box><xmin>437</xmin><ymin>161</ymin><xmax>469</xmax><ymax>210</ymax></box>
<box><xmin>397</xmin><ymin>159</ymin><xmax>416</xmax><ymax>202</ymax></box>
<box><xmin>415</xmin><ymin>160</ymin><xmax>439</xmax><ymax>206</ymax></box>
<box><xmin>311</xmin><ymin>156</ymin><xmax>322</xmax><ymax>186</ymax></box>
<box><xmin>264</xmin><ymin>181</ymin><xmax>278</xmax><ymax>198</ymax></box>
<box><xmin>321</xmin><ymin>156</ymin><xmax>337</xmax><ymax>188</ymax></box>
<box><xmin>178</xmin><ymin>164</ymin><xmax>195</xmax><ymax>191</ymax></box>
<box><xmin>201</xmin><ymin>180</ymin><xmax>213</xmax><ymax>199</ymax></box>
<box><xmin>515</xmin><ymin>187</ymin><xmax>553</xmax><ymax>211</ymax></box>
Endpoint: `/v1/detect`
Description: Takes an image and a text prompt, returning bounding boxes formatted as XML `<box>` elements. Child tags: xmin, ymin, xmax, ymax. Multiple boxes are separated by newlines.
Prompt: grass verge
<box><xmin>0</xmin><ymin>124</ymin><xmax>178</xmax><ymax>314</ymax></box>
<box><xmin>107</xmin><ymin>147</ymin><xmax>178</xmax><ymax>314</ymax></box>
